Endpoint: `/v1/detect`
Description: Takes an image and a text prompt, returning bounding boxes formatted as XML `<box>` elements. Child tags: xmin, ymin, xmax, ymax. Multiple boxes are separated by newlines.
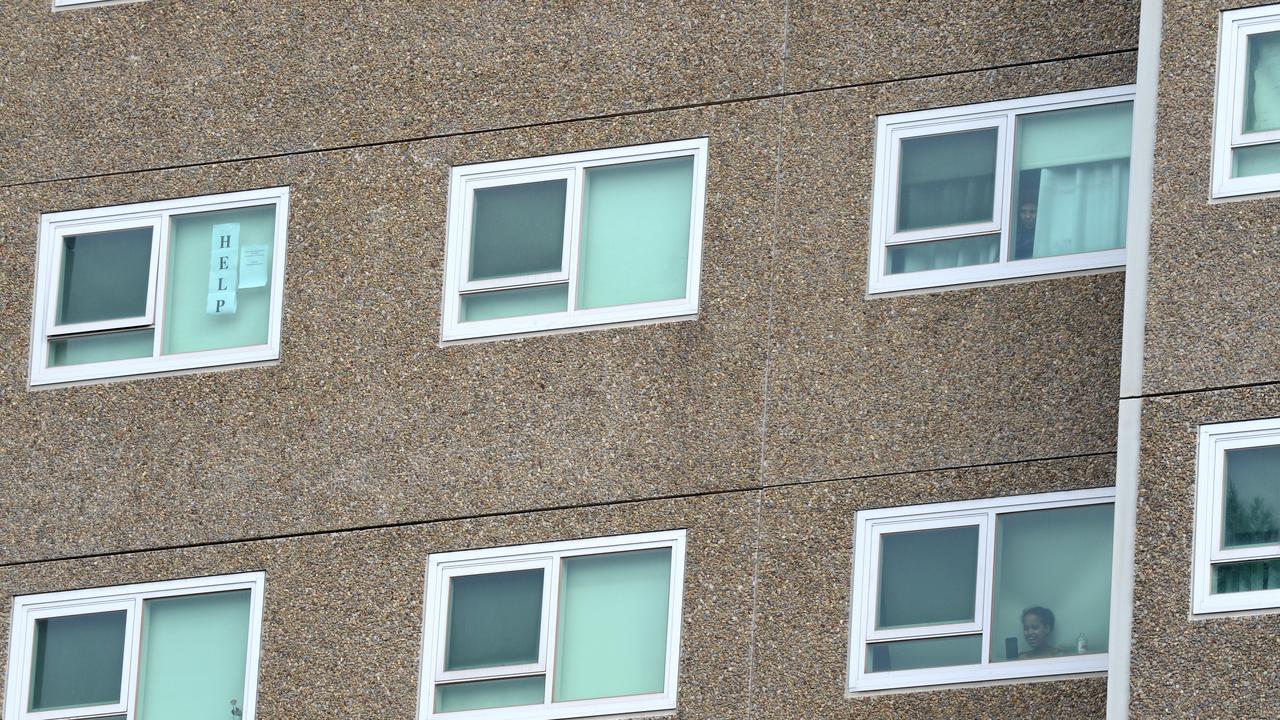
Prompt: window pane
<box><xmin>49</xmin><ymin>329</ymin><xmax>154</xmax><ymax>367</ymax></box>
<box><xmin>56</xmin><ymin>227</ymin><xmax>152</xmax><ymax>325</ymax></box>
<box><xmin>1222</xmin><ymin>445</ymin><xmax>1280</xmax><ymax>548</ymax></box>
<box><xmin>1213</xmin><ymin>558</ymin><xmax>1280</xmax><ymax>594</ymax></box>
<box><xmin>1232</xmin><ymin>142</ymin><xmax>1280</xmax><ymax>178</ymax></box>
<box><xmin>162</xmin><ymin>205</ymin><xmax>276</xmax><ymax>355</ymax></box>
<box><xmin>885</xmin><ymin>234</ymin><xmax>999</xmax><ymax>274</ymax></box>
<box><xmin>552</xmin><ymin>548</ymin><xmax>671</xmax><ymax>702</ymax></box>
<box><xmin>470</xmin><ymin>180</ymin><xmax>567</xmax><ymax>281</ymax></box>
<box><xmin>29</xmin><ymin>610</ymin><xmax>126</xmax><ymax>712</ymax></box>
<box><xmin>1245</xmin><ymin>30</ymin><xmax>1280</xmax><ymax>133</ymax></box>
<box><xmin>1012</xmin><ymin>102</ymin><xmax>1132</xmax><ymax>260</ymax></box>
<box><xmin>990</xmin><ymin>504</ymin><xmax>1113</xmax><ymax>662</ymax></box>
<box><xmin>577</xmin><ymin>156</ymin><xmax>694</xmax><ymax>310</ymax></box>
<box><xmin>460</xmin><ymin>284</ymin><xmax>569</xmax><ymax>322</ymax></box>
<box><xmin>435</xmin><ymin>676</ymin><xmax>545</xmax><ymax>713</ymax></box>
<box><xmin>865</xmin><ymin>634</ymin><xmax>982</xmax><ymax>673</ymax></box>
<box><xmin>136</xmin><ymin>590</ymin><xmax>252</xmax><ymax>720</ymax></box>
<box><xmin>446</xmin><ymin>569</ymin><xmax>544</xmax><ymax>671</ymax></box>
<box><xmin>876</xmin><ymin>525</ymin><xmax>979</xmax><ymax>629</ymax></box>
<box><xmin>896</xmin><ymin>128</ymin><xmax>998</xmax><ymax>232</ymax></box>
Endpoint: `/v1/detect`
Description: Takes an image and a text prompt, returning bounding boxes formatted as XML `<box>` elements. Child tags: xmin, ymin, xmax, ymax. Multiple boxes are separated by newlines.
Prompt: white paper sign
<box><xmin>208</xmin><ymin>223</ymin><xmax>240</xmax><ymax>315</ymax></box>
<box><xmin>238</xmin><ymin>245</ymin><xmax>268</xmax><ymax>289</ymax></box>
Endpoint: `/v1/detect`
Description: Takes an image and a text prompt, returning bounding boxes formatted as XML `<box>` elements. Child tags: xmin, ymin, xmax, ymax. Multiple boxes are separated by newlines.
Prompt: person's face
<box><xmin>1019</xmin><ymin>202</ymin><xmax>1037</xmax><ymax>229</ymax></box>
<box><xmin>1022</xmin><ymin>614</ymin><xmax>1050</xmax><ymax>650</ymax></box>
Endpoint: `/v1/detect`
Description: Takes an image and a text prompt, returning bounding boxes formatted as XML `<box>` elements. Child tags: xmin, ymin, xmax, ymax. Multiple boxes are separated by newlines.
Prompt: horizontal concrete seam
<box><xmin>763</xmin><ymin>449</ymin><xmax>1119</xmax><ymax>492</ymax></box>
<box><xmin>0</xmin><ymin>450</ymin><xmax>1117</xmax><ymax>569</ymax></box>
<box><xmin>1</xmin><ymin>47</ymin><xmax>1137</xmax><ymax>191</ymax></box>
<box><xmin>1121</xmin><ymin>377</ymin><xmax>1280</xmax><ymax>401</ymax></box>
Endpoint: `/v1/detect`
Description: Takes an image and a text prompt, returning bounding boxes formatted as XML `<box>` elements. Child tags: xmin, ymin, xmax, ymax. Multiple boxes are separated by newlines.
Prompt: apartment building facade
<box><xmin>0</xmin><ymin>0</ymin><xmax>1276</xmax><ymax>718</ymax></box>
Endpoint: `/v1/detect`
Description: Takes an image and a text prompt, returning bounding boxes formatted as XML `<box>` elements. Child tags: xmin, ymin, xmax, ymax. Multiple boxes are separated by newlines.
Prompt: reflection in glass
<box><xmin>990</xmin><ymin>504</ymin><xmax>1113</xmax><ymax>661</ymax></box>
<box><xmin>446</xmin><ymin>570</ymin><xmax>544</xmax><ymax>671</ymax></box>
<box><xmin>435</xmin><ymin>676</ymin><xmax>546</xmax><ymax>713</ymax></box>
<box><xmin>896</xmin><ymin>129</ymin><xmax>998</xmax><ymax>232</ymax></box>
<box><xmin>1011</xmin><ymin>102</ymin><xmax>1132</xmax><ymax>260</ymax></box>
<box><xmin>470</xmin><ymin>180</ymin><xmax>567</xmax><ymax>282</ymax></box>
<box><xmin>865</xmin><ymin>634</ymin><xmax>982</xmax><ymax>673</ymax></box>
<box><xmin>886</xmin><ymin>234</ymin><xmax>1000</xmax><ymax>275</ymax></box>
<box><xmin>1222</xmin><ymin>445</ymin><xmax>1280</xmax><ymax>548</ymax></box>
<box><xmin>577</xmin><ymin>156</ymin><xmax>694</xmax><ymax>310</ymax></box>
<box><xmin>460</xmin><ymin>284</ymin><xmax>569</xmax><ymax>322</ymax></box>
<box><xmin>30</xmin><ymin>611</ymin><xmax>127</xmax><ymax>711</ymax></box>
<box><xmin>49</xmin><ymin>329</ymin><xmax>154</xmax><ymax>368</ymax></box>
<box><xmin>57</xmin><ymin>227</ymin><xmax>153</xmax><ymax>326</ymax></box>
<box><xmin>1232</xmin><ymin>142</ymin><xmax>1280</xmax><ymax>178</ymax></box>
<box><xmin>553</xmin><ymin>549</ymin><xmax>671</xmax><ymax>702</ymax></box>
<box><xmin>1245</xmin><ymin>30</ymin><xmax>1280</xmax><ymax>133</ymax></box>
<box><xmin>876</xmin><ymin>526</ymin><xmax>979</xmax><ymax>629</ymax></box>
<box><xmin>1213</xmin><ymin>558</ymin><xmax>1280</xmax><ymax>594</ymax></box>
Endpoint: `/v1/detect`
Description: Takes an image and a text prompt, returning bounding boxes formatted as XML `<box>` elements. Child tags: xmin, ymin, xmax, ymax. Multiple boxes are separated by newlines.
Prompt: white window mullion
<box><xmin>564</xmin><ymin>165</ymin><xmax>586</xmax><ymax>314</ymax></box>
<box><xmin>150</xmin><ymin>212</ymin><xmax>172</xmax><ymax>359</ymax></box>
<box><xmin>979</xmin><ymin>510</ymin><xmax>997</xmax><ymax>665</ymax></box>
<box><xmin>542</xmin><ymin>555</ymin><xmax>562</xmax><ymax>705</ymax></box>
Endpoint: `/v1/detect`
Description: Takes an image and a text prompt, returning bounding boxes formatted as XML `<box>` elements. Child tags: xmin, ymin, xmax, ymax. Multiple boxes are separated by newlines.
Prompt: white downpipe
<box><xmin>1108</xmin><ymin>0</ymin><xmax>1163</xmax><ymax>717</ymax></box>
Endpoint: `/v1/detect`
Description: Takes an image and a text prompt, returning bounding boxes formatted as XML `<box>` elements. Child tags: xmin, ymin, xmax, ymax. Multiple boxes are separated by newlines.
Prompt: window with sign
<box><xmin>29</xmin><ymin>188</ymin><xmax>289</xmax><ymax>387</ymax></box>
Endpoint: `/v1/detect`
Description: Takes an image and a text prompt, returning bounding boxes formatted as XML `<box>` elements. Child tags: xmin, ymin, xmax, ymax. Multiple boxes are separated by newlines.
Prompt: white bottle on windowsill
<box><xmin>1076</xmin><ymin>633</ymin><xmax>1088</xmax><ymax>654</ymax></box>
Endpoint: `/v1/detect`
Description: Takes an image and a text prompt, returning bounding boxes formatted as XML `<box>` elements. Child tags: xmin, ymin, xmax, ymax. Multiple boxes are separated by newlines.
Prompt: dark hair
<box><xmin>1021</xmin><ymin>606</ymin><xmax>1055</xmax><ymax>630</ymax></box>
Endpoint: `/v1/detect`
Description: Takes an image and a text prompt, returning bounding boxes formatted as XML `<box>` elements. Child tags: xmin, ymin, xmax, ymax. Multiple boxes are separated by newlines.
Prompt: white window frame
<box><xmin>29</xmin><ymin>187</ymin><xmax>290</xmax><ymax>388</ymax></box>
<box><xmin>3</xmin><ymin>572</ymin><xmax>266</xmax><ymax>720</ymax></box>
<box><xmin>1212</xmin><ymin>6</ymin><xmax>1280</xmax><ymax>198</ymax></box>
<box><xmin>441</xmin><ymin>139</ymin><xmax>708</xmax><ymax>343</ymax></box>
<box><xmin>417</xmin><ymin>530</ymin><xmax>687</xmax><ymax>720</ymax></box>
<box><xmin>847</xmin><ymin>487</ymin><xmax>1115</xmax><ymax>693</ymax></box>
<box><xmin>52</xmin><ymin>0</ymin><xmax>142</xmax><ymax>9</ymax></box>
<box><xmin>867</xmin><ymin>86</ymin><xmax>1135</xmax><ymax>295</ymax></box>
<box><xmin>1193</xmin><ymin>418</ymin><xmax>1280</xmax><ymax>615</ymax></box>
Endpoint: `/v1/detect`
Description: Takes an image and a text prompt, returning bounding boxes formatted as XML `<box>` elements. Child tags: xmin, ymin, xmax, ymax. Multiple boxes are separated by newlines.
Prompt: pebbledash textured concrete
<box><xmin>3</xmin><ymin>0</ymin><xmax>1278</xmax><ymax>719</ymax></box>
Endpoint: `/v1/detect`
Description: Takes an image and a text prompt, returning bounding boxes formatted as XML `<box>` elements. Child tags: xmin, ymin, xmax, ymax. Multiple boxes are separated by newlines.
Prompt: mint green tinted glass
<box><xmin>553</xmin><ymin>548</ymin><xmax>671</xmax><ymax>702</ymax></box>
<box><xmin>877</xmin><ymin>526</ymin><xmax>979</xmax><ymax>629</ymax></box>
<box><xmin>30</xmin><ymin>611</ymin><xmax>127</xmax><ymax>711</ymax></box>
<box><xmin>1222</xmin><ymin>445</ymin><xmax>1280</xmax><ymax>548</ymax></box>
<box><xmin>1011</xmin><ymin>102</ymin><xmax>1132</xmax><ymax>260</ymax></box>
<box><xmin>435</xmin><ymin>676</ymin><xmax>545</xmax><ymax>713</ymax></box>
<box><xmin>446</xmin><ymin>569</ymin><xmax>544</xmax><ymax>671</ymax></box>
<box><xmin>1245</xmin><ymin>30</ymin><xmax>1280</xmax><ymax>133</ymax></box>
<box><xmin>470</xmin><ymin>180</ymin><xmax>567</xmax><ymax>281</ymax></box>
<box><xmin>577</xmin><ymin>156</ymin><xmax>694</xmax><ymax>310</ymax></box>
<box><xmin>460</xmin><ymin>284</ymin><xmax>568</xmax><ymax>322</ymax></box>
<box><xmin>896</xmin><ymin>128</ymin><xmax>998</xmax><ymax>232</ymax></box>
<box><xmin>57</xmin><ymin>227</ymin><xmax>152</xmax><ymax>325</ymax></box>
<box><xmin>1233</xmin><ymin>142</ymin><xmax>1280</xmax><ymax>178</ymax></box>
<box><xmin>163</xmin><ymin>205</ymin><xmax>275</xmax><ymax>355</ymax></box>
<box><xmin>865</xmin><ymin>634</ymin><xmax>982</xmax><ymax>673</ymax></box>
<box><xmin>990</xmin><ymin>504</ymin><xmax>1113</xmax><ymax>662</ymax></box>
<box><xmin>136</xmin><ymin>590</ymin><xmax>251</xmax><ymax>720</ymax></box>
<box><xmin>886</xmin><ymin>234</ymin><xmax>999</xmax><ymax>274</ymax></box>
<box><xmin>49</xmin><ymin>329</ymin><xmax>154</xmax><ymax>367</ymax></box>
<box><xmin>1213</xmin><ymin>558</ymin><xmax>1280</xmax><ymax>594</ymax></box>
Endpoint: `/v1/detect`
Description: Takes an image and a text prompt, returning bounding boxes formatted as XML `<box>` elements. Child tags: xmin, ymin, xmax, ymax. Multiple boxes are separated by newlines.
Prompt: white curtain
<box><xmin>1030</xmin><ymin>162</ymin><xmax>1129</xmax><ymax>259</ymax></box>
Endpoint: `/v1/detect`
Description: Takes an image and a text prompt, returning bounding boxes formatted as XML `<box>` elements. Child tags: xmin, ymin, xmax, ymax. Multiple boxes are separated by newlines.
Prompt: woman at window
<box><xmin>1018</xmin><ymin>606</ymin><xmax>1065</xmax><ymax>659</ymax></box>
